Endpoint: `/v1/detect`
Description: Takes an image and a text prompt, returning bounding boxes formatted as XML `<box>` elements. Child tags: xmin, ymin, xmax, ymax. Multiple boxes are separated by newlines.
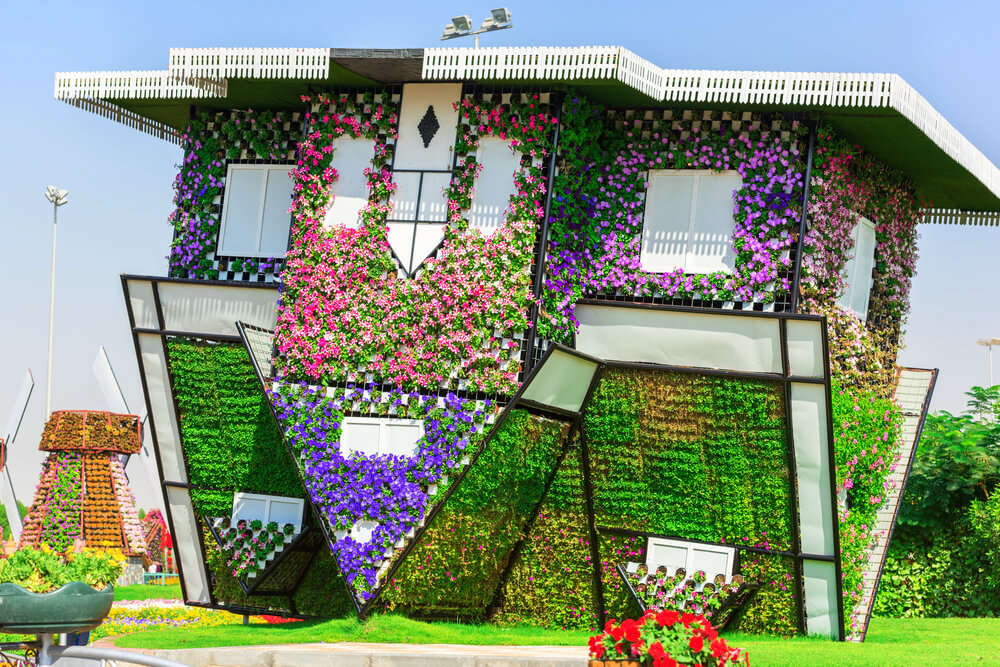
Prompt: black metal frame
<box><xmin>565</xmin><ymin>300</ymin><xmax>845</xmax><ymax>639</ymax></box>
<box><xmin>121</xmin><ymin>274</ymin><xmax>322</xmax><ymax>616</ymax></box>
<box><xmin>790</xmin><ymin>123</ymin><xmax>817</xmax><ymax>313</ymax></box>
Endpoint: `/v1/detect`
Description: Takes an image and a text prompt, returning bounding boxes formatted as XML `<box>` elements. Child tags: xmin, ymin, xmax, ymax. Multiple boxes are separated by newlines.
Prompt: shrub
<box><xmin>0</xmin><ymin>547</ymin><xmax>123</xmax><ymax>592</ymax></box>
<box><xmin>589</xmin><ymin>610</ymin><xmax>749</xmax><ymax>666</ymax></box>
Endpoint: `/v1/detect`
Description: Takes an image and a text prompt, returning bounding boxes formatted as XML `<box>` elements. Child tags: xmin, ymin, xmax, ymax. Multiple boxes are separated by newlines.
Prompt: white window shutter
<box><xmin>688</xmin><ymin>170</ymin><xmax>741</xmax><ymax>274</ymax></box>
<box><xmin>851</xmin><ymin>218</ymin><xmax>877</xmax><ymax>320</ymax></box>
<box><xmin>259</xmin><ymin>167</ymin><xmax>294</xmax><ymax>256</ymax></box>
<box><xmin>468</xmin><ymin>136</ymin><xmax>522</xmax><ymax>236</ymax></box>
<box><xmin>836</xmin><ymin>215</ymin><xmax>877</xmax><ymax>320</ymax></box>
<box><xmin>640</xmin><ymin>171</ymin><xmax>695</xmax><ymax>272</ymax></box>
<box><xmin>219</xmin><ymin>167</ymin><xmax>266</xmax><ymax>256</ymax></box>
<box><xmin>323</xmin><ymin>137</ymin><xmax>376</xmax><ymax>230</ymax></box>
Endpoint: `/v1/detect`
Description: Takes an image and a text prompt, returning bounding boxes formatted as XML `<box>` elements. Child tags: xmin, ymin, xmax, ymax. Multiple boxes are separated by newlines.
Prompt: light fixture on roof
<box><xmin>441</xmin><ymin>8</ymin><xmax>512</xmax><ymax>48</ymax></box>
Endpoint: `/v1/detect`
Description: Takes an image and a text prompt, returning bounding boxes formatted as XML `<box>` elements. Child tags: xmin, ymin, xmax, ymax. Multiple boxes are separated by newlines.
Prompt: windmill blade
<box><xmin>93</xmin><ymin>346</ymin><xmax>131</xmax><ymax>415</ymax></box>
<box><xmin>2</xmin><ymin>370</ymin><xmax>34</xmax><ymax>541</ymax></box>
<box><xmin>93</xmin><ymin>347</ymin><xmax>163</xmax><ymax>509</ymax></box>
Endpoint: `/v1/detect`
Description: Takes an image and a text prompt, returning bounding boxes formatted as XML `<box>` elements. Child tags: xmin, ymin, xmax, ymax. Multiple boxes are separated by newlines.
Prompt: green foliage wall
<box><xmin>166</xmin><ymin>338</ymin><xmax>304</xmax><ymax>515</ymax></box>
<box><xmin>378</xmin><ymin>410</ymin><xmax>570</xmax><ymax>620</ymax></box>
<box><xmin>584</xmin><ymin>367</ymin><xmax>799</xmax><ymax>635</ymax></box>
<box><xmin>494</xmin><ymin>437</ymin><xmax>600</xmax><ymax>630</ymax></box>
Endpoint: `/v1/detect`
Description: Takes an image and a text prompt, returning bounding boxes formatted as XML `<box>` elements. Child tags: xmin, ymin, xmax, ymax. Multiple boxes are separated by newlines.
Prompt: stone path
<box><xmin>94</xmin><ymin>641</ymin><xmax>589</xmax><ymax>667</ymax></box>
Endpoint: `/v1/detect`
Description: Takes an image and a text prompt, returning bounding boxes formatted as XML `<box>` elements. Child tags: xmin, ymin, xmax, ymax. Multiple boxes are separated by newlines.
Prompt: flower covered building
<box><xmin>53</xmin><ymin>46</ymin><xmax>1000</xmax><ymax>640</ymax></box>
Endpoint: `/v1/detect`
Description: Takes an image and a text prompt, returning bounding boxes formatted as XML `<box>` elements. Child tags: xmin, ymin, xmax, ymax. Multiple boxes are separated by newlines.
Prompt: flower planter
<box><xmin>0</xmin><ymin>582</ymin><xmax>113</xmax><ymax>634</ymax></box>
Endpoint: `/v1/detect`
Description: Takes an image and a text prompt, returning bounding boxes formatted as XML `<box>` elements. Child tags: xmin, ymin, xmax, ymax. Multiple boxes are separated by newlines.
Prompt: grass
<box><xmin>113</xmin><ymin>584</ymin><xmax>183</xmax><ymax>601</ymax></box>
<box><xmin>113</xmin><ymin>615</ymin><xmax>1000</xmax><ymax>664</ymax></box>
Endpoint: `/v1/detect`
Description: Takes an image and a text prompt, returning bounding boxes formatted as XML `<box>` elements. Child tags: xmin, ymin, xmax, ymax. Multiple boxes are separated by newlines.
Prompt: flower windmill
<box><xmin>19</xmin><ymin>410</ymin><xmax>147</xmax><ymax>556</ymax></box>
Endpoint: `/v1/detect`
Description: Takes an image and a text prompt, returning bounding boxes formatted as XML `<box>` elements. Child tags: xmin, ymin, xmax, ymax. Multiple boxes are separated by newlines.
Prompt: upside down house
<box><xmin>54</xmin><ymin>45</ymin><xmax>990</xmax><ymax>640</ymax></box>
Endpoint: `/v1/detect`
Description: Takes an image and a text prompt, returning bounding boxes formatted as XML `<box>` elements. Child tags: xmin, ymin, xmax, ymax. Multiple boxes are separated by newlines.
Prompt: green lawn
<box><xmin>113</xmin><ymin>584</ymin><xmax>183</xmax><ymax>601</ymax></box>
<box><xmin>114</xmin><ymin>615</ymin><xmax>1000</xmax><ymax>664</ymax></box>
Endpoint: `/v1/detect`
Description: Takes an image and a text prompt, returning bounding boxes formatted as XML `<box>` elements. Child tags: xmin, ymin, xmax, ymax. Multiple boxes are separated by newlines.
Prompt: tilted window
<box><xmin>639</xmin><ymin>169</ymin><xmax>743</xmax><ymax>274</ymax></box>
<box><xmin>837</xmin><ymin>214</ymin><xmax>877</xmax><ymax>320</ymax></box>
<box><xmin>218</xmin><ymin>164</ymin><xmax>295</xmax><ymax>258</ymax></box>
<box><xmin>645</xmin><ymin>537</ymin><xmax>736</xmax><ymax>580</ymax></box>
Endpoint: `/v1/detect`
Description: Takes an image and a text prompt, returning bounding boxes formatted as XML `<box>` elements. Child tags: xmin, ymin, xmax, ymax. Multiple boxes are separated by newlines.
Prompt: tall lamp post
<box><xmin>976</xmin><ymin>337</ymin><xmax>1000</xmax><ymax>387</ymax></box>
<box><xmin>43</xmin><ymin>186</ymin><xmax>69</xmax><ymax>416</ymax></box>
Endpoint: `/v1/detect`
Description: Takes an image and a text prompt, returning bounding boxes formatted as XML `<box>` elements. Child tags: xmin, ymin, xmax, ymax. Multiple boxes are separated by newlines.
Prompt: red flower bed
<box><xmin>589</xmin><ymin>610</ymin><xmax>748</xmax><ymax>667</ymax></box>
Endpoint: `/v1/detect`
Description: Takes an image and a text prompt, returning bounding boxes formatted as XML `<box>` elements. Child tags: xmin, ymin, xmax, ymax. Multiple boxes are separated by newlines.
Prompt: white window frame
<box><xmin>340</xmin><ymin>417</ymin><xmax>425</xmax><ymax>458</ymax></box>
<box><xmin>639</xmin><ymin>169</ymin><xmax>743</xmax><ymax>275</ymax></box>
<box><xmin>231</xmin><ymin>492</ymin><xmax>304</xmax><ymax>533</ymax></box>
<box><xmin>645</xmin><ymin>537</ymin><xmax>736</xmax><ymax>580</ymax></box>
<box><xmin>836</xmin><ymin>213</ymin><xmax>877</xmax><ymax>321</ymax></box>
<box><xmin>217</xmin><ymin>163</ymin><xmax>294</xmax><ymax>258</ymax></box>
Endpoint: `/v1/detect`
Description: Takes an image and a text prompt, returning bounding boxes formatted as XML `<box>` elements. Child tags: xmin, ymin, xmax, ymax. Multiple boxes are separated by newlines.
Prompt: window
<box><xmin>645</xmin><ymin>537</ymin><xmax>736</xmax><ymax>580</ymax></box>
<box><xmin>218</xmin><ymin>164</ymin><xmax>294</xmax><ymax>258</ymax></box>
<box><xmin>231</xmin><ymin>492</ymin><xmax>305</xmax><ymax>532</ymax></box>
<box><xmin>837</xmin><ymin>214</ymin><xmax>877</xmax><ymax>320</ymax></box>
<box><xmin>340</xmin><ymin>417</ymin><xmax>425</xmax><ymax>458</ymax></box>
<box><xmin>639</xmin><ymin>169</ymin><xmax>742</xmax><ymax>274</ymax></box>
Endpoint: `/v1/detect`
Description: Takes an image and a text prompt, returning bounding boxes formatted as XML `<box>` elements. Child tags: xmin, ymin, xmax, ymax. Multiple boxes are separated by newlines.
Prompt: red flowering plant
<box><xmin>588</xmin><ymin>610</ymin><xmax>748</xmax><ymax>666</ymax></box>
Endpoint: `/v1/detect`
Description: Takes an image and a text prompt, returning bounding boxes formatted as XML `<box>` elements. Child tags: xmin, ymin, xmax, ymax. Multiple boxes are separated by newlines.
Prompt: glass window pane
<box><xmin>640</xmin><ymin>171</ymin><xmax>693</xmax><ymax>273</ymax></box>
<box><xmin>219</xmin><ymin>167</ymin><xmax>265</xmax><ymax>256</ymax></box>
<box><xmin>689</xmin><ymin>170</ymin><xmax>741</xmax><ymax>274</ymax></box>
<box><xmin>389</xmin><ymin>172</ymin><xmax>420</xmax><ymax>222</ymax></box>
<box><xmin>690</xmin><ymin>546</ymin><xmax>732</xmax><ymax>579</ymax></box>
<box><xmin>418</xmin><ymin>172</ymin><xmax>452</xmax><ymax>222</ymax></box>
<box><xmin>646</xmin><ymin>540</ymin><xmax>689</xmax><ymax>571</ymax></box>
<box><xmin>259</xmin><ymin>168</ymin><xmax>294</xmax><ymax>257</ymax></box>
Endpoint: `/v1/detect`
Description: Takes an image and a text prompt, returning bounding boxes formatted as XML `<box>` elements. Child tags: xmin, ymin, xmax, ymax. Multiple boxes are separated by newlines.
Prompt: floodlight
<box><xmin>44</xmin><ymin>185</ymin><xmax>68</xmax><ymax>206</ymax></box>
<box><xmin>490</xmin><ymin>7</ymin><xmax>512</xmax><ymax>24</ymax></box>
<box><xmin>480</xmin><ymin>17</ymin><xmax>495</xmax><ymax>30</ymax></box>
<box><xmin>442</xmin><ymin>23</ymin><xmax>457</xmax><ymax>38</ymax></box>
<box><xmin>451</xmin><ymin>15</ymin><xmax>472</xmax><ymax>32</ymax></box>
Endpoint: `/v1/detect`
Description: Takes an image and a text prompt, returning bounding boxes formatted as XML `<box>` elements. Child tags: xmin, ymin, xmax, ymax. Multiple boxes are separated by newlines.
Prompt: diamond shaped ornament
<box><xmin>417</xmin><ymin>106</ymin><xmax>439</xmax><ymax>148</ymax></box>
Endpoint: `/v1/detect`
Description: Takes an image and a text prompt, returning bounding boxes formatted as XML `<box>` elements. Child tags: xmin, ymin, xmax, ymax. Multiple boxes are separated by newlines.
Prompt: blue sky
<box><xmin>2</xmin><ymin>0</ymin><xmax>999</xmax><ymax>511</ymax></box>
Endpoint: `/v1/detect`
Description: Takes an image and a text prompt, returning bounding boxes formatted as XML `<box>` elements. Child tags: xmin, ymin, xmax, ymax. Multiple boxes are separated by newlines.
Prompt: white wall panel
<box><xmin>468</xmin><ymin>137</ymin><xmax>520</xmax><ymax>235</ymax></box>
<box><xmin>803</xmin><ymin>559</ymin><xmax>840</xmax><ymax>639</ymax></box>
<box><xmin>418</xmin><ymin>172</ymin><xmax>451</xmax><ymax>222</ymax></box>
<box><xmin>786</xmin><ymin>320</ymin><xmax>825</xmax><ymax>379</ymax></box>
<box><xmin>521</xmin><ymin>348</ymin><xmax>599</xmax><ymax>413</ymax></box>
<box><xmin>126</xmin><ymin>279</ymin><xmax>159</xmax><ymax>329</ymax></box>
<box><xmin>323</xmin><ymin>137</ymin><xmax>376</xmax><ymax>230</ymax></box>
<box><xmin>137</xmin><ymin>332</ymin><xmax>185</xmax><ymax>484</ymax></box>
<box><xmin>157</xmin><ymin>283</ymin><xmax>278</xmax><ymax>335</ymax></box>
<box><xmin>791</xmin><ymin>382</ymin><xmax>836</xmax><ymax>557</ymax></box>
<box><xmin>411</xmin><ymin>224</ymin><xmax>446</xmax><ymax>272</ymax></box>
<box><xmin>575</xmin><ymin>304</ymin><xmax>782</xmax><ymax>374</ymax></box>
<box><xmin>165</xmin><ymin>486</ymin><xmax>210</xmax><ymax>603</ymax></box>
<box><xmin>387</xmin><ymin>223</ymin><xmax>415</xmax><ymax>270</ymax></box>
<box><xmin>341</xmin><ymin>417</ymin><xmax>425</xmax><ymax>458</ymax></box>
<box><xmin>394</xmin><ymin>83</ymin><xmax>462</xmax><ymax>171</ymax></box>
<box><xmin>389</xmin><ymin>172</ymin><xmax>421</xmax><ymax>221</ymax></box>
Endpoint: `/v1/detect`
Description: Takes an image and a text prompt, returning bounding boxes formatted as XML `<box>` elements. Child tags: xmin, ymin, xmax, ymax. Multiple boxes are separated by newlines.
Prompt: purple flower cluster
<box><xmin>541</xmin><ymin>99</ymin><xmax>805</xmax><ymax>341</ymax></box>
<box><xmin>270</xmin><ymin>382</ymin><xmax>491</xmax><ymax>600</ymax></box>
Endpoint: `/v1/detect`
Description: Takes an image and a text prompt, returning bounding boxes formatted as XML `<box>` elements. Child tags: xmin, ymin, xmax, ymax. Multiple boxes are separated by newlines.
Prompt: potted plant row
<box><xmin>217</xmin><ymin>519</ymin><xmax>298</xmax><ymax>579</ymax></box>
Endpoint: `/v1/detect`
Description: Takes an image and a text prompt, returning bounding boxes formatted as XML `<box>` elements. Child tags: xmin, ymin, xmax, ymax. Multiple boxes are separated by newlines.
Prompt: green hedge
<box><xmin>584</xmin><ymin>367</ymin><xmax>798</xmax><ymax>635</ymax></box>
<box><xmin>166</xmin><ymin>338</ymin><xmax>303</xmax><ymax>515</ymax></box>
<box><xmin>379</xmin><ymin>410</ymin><xmax>570</xmax><ymax>619</ymax></box>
